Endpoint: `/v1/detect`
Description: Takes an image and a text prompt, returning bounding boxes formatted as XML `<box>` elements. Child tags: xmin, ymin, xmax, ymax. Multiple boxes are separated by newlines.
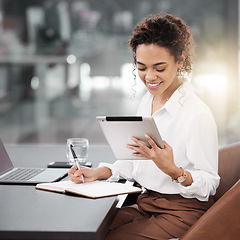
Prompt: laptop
<box><xmin>97</xmin><ymin>116</ymin><xmax>164</xmax><ymax>160</ymax></box>
<box><xmin>0</xmin><ymin>138</ymin><xmax>68</xmax><ymax>185</ymax></box>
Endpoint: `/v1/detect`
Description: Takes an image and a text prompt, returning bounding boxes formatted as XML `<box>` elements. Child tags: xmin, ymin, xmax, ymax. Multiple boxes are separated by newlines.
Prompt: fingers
<box><xmin>127</xmin><ymin>137</ymin><xmax>174</xmax><ymax>173</ymax></box>
<box><xmin>163</xmin><ymin>140</ymin><xmax>172</xmax><ymax>151</ymax></box>
<box><xmin>144</xmin><ymin>134</ymin><xmax>158</xmax><ymax>149</ymax></box>
<box><xmin>127</xmin><ymin>137</ymin><xmax>149</xmax><ymax>157</ymax></box>
<box><xmin>68</xmin><ymin>165</ymin><xmax>84</xmax><ymax>184</ymax></box>
<box><xmin>132</xmin><ymin>137</ymin><xmax>148</xmax><ymax>149</ymax></box>
<box><xmin>127</xmin><ymin>135</ymin><xmax>166</xmax><ymax>159</ymax></box>
<box><xmin>69</xmin><ymin>166</ymin><xmax>97</xmax><ymax>184</ymax></box>
<box><xmin>68</xmin><ymin>164</ymin><xmax>78</xmax><ymax>177</ymax></box>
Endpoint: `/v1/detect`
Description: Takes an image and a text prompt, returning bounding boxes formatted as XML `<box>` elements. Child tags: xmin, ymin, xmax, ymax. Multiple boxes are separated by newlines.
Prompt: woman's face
<box><xmin>136</xmin><ymin>44</ymin><xmax>182</xmax><ymax>99</ymax></box>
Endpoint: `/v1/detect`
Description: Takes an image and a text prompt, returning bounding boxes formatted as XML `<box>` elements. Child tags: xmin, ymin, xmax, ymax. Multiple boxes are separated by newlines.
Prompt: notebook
<box><xmin>0</xmin><ymin>138</ymin><xmax>68</xmax><ymax>185</ymax></box>
<box><xmin>97</xmin><ymin>116</ymin><xmax>164</xmax><ymax>160</ymax></box>
<box><xmin>36</xmin><ymin>180</ymin><xmax>142</xmax><ymax>199</ymax></box>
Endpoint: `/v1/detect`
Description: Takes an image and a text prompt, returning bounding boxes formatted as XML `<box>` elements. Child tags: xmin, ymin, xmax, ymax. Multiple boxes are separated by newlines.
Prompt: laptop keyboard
<box><xmin>0</xmin><ymin>168</ymin><xmax>45</xmax><ymax>181</ymax></box>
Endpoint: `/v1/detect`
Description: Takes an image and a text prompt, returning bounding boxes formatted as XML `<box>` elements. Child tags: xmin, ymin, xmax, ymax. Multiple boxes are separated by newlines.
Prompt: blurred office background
<box><xmin>0</xmin><ymin>0</ymin><xmax>239</xmax><ymax>147</ymax></box>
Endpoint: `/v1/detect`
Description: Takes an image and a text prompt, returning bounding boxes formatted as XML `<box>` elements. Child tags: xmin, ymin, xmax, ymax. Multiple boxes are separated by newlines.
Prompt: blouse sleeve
<box><xmin>178</xmin><ymin>112</ymin><xmax>220</xmax><ymax>201</ymax></box>
<box><xmin>99</xmin><ymin>160</ymin><xmax>135</xmax><ymax>182</ymax></box>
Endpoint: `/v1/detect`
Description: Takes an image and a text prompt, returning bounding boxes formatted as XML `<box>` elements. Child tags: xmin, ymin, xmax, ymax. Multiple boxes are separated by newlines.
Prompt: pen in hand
<box><xmin>70</xmin><ymin>144</ymin><xmax>85</xmax><ymax>183</ymax></box>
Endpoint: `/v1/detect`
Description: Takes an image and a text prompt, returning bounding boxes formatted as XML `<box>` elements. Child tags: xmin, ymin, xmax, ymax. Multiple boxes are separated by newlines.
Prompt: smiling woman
<box><xmin>68</xmin><ymin>13</ymin><xmax>220</xmax><ymax>240</ymax></box>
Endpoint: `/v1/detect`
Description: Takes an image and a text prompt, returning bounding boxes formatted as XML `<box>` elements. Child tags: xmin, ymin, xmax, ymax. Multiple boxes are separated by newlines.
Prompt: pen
<box><xmin>70</xmin><ymin>144</ymin><xmax>85</xmax><ymax>183</ymax></box>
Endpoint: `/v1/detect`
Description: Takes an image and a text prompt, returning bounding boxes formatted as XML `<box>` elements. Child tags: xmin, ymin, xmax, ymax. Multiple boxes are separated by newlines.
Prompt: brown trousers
<box><xmin>105</xmin><ymin>190</ymin><xmax>214</xmax><ymax>240</ymax></box>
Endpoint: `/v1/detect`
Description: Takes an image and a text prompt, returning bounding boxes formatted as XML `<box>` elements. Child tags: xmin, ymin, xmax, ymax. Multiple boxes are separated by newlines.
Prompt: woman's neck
<box><xmin>151</xmin><ymin>78</ymin><xmax>184</xmax><ymax>115</ymax></box>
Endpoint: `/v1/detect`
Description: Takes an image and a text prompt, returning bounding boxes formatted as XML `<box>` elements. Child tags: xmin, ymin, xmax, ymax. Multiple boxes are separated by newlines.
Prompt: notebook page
<box><xmin>66</xmin><ymin>181</ymin><xmax>142</xmax><ymax>198</ymax></box>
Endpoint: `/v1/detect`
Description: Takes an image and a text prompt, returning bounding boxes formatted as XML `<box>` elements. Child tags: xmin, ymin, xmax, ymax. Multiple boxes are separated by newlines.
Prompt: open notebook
<box><xmin>36</xmin><ymin>180</ymin><xmax>142</xmax><ymax>199</ymax></box>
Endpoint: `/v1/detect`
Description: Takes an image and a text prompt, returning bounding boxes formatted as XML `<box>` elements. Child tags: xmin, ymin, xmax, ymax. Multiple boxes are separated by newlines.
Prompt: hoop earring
<box><xmin>131</xmin><ymin>64</ymin><xmax>137</xmax><ymax>98</ymax></box>
<box><xmin>177</xmin><ymin>68</ymin><xmax>185</xmax><ymax>82</ymax></box>
<box><xmin>177</xmin><ymin>68</ymin><xmax>181</xmax><ymax>77</ymax></box>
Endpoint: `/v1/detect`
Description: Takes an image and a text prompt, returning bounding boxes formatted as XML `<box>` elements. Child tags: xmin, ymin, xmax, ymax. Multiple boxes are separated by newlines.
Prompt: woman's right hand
<box><xmin>68</xmin><ymin>165</ymin><xmax>98</xmax><ymax>184</ymax></box>
<box><xmin>68</xmin><ymin>165</ymin><xmax>112</xmax><ymax>184</ymax></box>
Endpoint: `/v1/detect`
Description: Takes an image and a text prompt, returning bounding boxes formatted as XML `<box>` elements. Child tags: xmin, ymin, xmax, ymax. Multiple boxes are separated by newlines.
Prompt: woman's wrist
<box><xmin>95</xmin><ymin>167</ymin><xmax>112</xmax><ymax>180</ymax></box>
<box><xmin>169</xmin><ymin>167</ymin><xmax>193</xmax><ymax>186</ymax></box>
<box><xmin>168</xmin><ymin>166</ymin><xmax>183</xmax><ymax>180</ymax></box>
<box><xmin>180</xmin><ymin>170</ymin><xmax>193</xmax><ymax>186</ymax></box>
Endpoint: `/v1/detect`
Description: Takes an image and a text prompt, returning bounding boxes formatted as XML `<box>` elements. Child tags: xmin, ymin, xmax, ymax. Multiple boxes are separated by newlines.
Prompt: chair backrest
<box><xmin>213</xmin><ymin>142</ymin><xmax>240</xmax><ymax>202</ymax></box>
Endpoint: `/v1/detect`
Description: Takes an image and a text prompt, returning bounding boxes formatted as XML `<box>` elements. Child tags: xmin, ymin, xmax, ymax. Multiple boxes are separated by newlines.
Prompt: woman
<box><xmin>69</xmin><ymin>13</ymin><xmax>220</xmax><ymax>240</ymax></box>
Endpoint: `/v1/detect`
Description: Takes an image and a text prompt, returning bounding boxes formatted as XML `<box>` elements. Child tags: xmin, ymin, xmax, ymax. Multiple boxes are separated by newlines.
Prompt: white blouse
<box><xmin>101</xmin><ymin>81</ymin><xmax>220</xmax><ymax>201</ymax></box>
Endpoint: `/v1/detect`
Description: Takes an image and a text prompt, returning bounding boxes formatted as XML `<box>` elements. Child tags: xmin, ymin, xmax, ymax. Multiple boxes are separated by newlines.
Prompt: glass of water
<box><xmin>66</xmin><ymin>138</ymin><xmax>89</xmax><ymax>165</ymax></box>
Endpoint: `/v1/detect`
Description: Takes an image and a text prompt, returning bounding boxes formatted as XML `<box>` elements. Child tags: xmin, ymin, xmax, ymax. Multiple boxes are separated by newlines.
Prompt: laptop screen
<box><xmin>0</xmin><ymin>139</ymin><xmax>13</xmax><ymax>174</ymax></box>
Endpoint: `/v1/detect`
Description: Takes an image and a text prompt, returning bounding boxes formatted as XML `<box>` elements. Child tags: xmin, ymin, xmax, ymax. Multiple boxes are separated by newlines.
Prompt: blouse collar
<box><xmin>152</xmin><ymin>80</ymin><xmax>192</xmax><ymax>117</ymax></box>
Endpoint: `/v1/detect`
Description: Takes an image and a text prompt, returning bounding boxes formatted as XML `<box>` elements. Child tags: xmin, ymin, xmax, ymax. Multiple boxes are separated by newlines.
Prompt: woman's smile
<box><xmin>146</xmin><ymin>81</ymin><xmax>163</xmax><ymax>90</ymax></box>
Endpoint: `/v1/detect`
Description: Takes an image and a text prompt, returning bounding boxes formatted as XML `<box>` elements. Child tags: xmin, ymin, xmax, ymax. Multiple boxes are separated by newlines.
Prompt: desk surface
<box><xmin>0</xmin><ymin>145</ymin><xmax>119</xmax><ymax>240</ymax></box>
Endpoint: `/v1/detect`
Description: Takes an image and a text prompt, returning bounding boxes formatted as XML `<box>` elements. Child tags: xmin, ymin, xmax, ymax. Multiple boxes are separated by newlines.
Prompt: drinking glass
<box><xmin>66</xmin><ymin>138</ymin><xmax>89</xmax><ymax>164</ymax></box>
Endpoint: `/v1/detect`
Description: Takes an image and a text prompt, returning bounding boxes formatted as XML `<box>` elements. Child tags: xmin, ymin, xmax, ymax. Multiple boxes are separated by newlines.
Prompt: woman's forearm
<box><xmin>95</xmin><ymin>167</ymin><xmax>112</xmax><ymax>180</ymax></box>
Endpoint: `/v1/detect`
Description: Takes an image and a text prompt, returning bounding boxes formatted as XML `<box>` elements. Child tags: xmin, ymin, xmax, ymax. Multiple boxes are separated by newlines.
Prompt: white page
<box><xmin>67</xmin><ymin>181</ymin><xmax>141</xmax><ymax>198</ymax></box>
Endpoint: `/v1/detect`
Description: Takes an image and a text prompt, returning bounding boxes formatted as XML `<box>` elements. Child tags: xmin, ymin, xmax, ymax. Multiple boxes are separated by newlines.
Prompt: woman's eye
<box><xmin>156</xmin><ymin>69</ymin><xmax>165</xmax><ymax>72</ymax></box>
<box><xmin>138</xmin><ymin>68</ymin><xmax>146</xmax><ymax>71</ymax></box>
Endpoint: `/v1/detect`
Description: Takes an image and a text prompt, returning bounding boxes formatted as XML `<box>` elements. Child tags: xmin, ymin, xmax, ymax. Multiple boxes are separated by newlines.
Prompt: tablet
<box><xmin>97</xmin><ymin>116</ymin><xmax>164</xmax><ymax>160</ymax></box>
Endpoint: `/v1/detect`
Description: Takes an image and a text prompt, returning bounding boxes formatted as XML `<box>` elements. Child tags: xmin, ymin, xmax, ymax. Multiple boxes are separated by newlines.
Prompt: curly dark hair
<box><xmin>129</xmin><ymin>13</ymin><xmax>194</xmax><ymax>75</ymax></box>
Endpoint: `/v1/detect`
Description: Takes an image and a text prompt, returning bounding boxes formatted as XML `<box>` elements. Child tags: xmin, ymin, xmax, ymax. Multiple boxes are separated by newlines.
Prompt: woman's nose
<box><xmin>145</xmin><ymin>69</ymin><xmax>157</xmax><ymax>81</ymax></box>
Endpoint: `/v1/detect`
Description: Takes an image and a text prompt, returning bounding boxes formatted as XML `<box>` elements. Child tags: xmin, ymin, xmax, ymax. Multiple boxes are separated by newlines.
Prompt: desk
<box><xmin>0</xmin><ymin>145</ymin><xmax>121</xmax><ymax>240</ymax></box>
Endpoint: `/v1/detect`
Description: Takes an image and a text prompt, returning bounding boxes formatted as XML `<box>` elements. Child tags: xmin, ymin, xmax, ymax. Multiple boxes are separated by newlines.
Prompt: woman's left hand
<box><xmin>127</xmin><ymin>134</ymin><xmax>177</xmax><ymax>176</ymax></box>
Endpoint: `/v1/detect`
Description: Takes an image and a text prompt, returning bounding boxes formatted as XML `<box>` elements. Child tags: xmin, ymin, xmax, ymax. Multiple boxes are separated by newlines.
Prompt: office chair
<box><xmin>180</xmin><ymin>142</ymin><xmax>240</xmax><ymax>239</ymax></box>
